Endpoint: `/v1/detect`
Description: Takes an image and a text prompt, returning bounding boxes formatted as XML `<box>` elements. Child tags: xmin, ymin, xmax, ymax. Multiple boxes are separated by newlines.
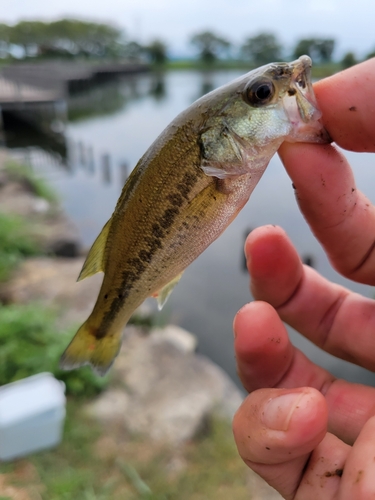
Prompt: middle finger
<box><xmin>246</xmin><ymin>225</ymin><xmax>375</xmax><ymax>373</ymax></box>
<box><xmin>234</xmin><ymin>301</ymin><xmax>375</xmax><ymax>445</ymax></box>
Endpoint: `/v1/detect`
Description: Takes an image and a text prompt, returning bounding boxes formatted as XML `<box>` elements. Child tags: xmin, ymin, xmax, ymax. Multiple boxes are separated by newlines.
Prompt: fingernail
<box><xmin>262</xmin><ymin>392</ymin><xmax>306</xmax><ymax>431</ymax></box>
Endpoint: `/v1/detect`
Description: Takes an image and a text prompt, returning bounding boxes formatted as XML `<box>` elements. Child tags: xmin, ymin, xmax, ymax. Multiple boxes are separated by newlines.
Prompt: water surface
<box><xmin>7</xmin><ymin>70</ymin><xmax>375</xmax><ymax>387</ymax></box>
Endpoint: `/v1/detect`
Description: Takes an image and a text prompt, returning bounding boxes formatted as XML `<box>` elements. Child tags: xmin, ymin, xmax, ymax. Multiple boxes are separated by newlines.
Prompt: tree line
<box><xmin>189</xmin><ymin>31</ymin><xmax>374</xmax><ymax>68</ymax></box>
<box><xmin>0</xmin><ymin>19</ymin><xmax>126</xmax><ymax>59</ymax></box>
<box><xmin>0</xmin><ymin>19</ymin><xmax>374</xmax><ymax>68</ymax></box>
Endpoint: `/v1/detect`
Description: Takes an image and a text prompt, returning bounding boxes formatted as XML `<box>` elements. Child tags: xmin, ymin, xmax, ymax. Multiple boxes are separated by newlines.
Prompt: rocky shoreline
<box><xmin>0</xmin><ymin>148</ymin><xmax>282</xmax><ymax>499</ymax></box>
<box><xmin>0</xmin><ymin>147</ymin><xmax>244</xmax><ymax>437</ymax></box>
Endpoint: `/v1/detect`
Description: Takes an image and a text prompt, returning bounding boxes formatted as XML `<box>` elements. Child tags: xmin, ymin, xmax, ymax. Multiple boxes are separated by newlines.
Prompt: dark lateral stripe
<box><xmin>177</xmin><ymin>171</ymin><xmax>198</xmax><ymax>199</ymax></box>
<box><xmin>97</xmin><ymin>168</ymin><xmax>201</xmax><ymax>339</ymax></box>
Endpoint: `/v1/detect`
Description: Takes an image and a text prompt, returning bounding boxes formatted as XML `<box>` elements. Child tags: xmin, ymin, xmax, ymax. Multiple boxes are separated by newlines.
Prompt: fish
<box><xmin>60</xmin><ymin>55</ymin><xmax>330</xmax><ymax>375</ymax></box>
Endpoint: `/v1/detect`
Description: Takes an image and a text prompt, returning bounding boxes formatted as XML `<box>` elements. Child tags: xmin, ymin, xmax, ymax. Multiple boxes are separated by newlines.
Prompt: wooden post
<box><xmin>78</xmin><ymin>141</ymin><xmax>85</xmax><ymax>167</ymax></box>
<box><xmin>87</xmin><ymin>146</ymin><xmax>95</xmax><ymax>174</ymax></box>
<box><xmin>119</xmin><ymin>161</ymin><xmax>128</xmax><ymax>186</ymax></box>
<box><xmin>102</xmin><ymin>153</ymin><xmax>111</xmax><ymax>183</ymax></box>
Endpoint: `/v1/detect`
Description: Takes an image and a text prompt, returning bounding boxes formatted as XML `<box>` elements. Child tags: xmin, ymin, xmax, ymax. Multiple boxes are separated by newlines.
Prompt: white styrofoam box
<box><xmin>0</xmin><ymin>372</ymin><xmax>66</xmax><ymax>461</ymax></box>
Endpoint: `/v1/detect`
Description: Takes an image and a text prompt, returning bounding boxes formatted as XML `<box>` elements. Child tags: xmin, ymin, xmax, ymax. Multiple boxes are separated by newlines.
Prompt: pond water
<box><xmin>6</xmin><ymin>70</ymin><xmax>375</xmax><ymax>387</ymax></box>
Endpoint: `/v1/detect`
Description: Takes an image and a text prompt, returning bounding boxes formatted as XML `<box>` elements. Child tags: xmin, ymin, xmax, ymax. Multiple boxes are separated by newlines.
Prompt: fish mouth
<box><xmin>290</xmin><ymin>56</ymin><xmax>319</xmax><ymax>123</ymax></box>
<box><xmin>283</xmin><ymin>56</ymin><xmax>331</xmax><ymax>143</ymax></box>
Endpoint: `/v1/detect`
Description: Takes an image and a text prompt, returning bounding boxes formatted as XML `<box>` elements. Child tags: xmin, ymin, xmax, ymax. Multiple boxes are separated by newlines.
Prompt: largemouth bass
<box><xmin>60</xmin><ymin>56</ymin><xmax>329</xmax><ymax>375</ymax></box>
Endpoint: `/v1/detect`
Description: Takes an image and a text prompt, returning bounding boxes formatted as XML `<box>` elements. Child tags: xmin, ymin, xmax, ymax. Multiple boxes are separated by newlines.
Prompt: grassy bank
<box><xmin>0</xmin><ymin>302</ymin><xmax>109</xmax><ymax>397</ymax></box>
<box><xmin>0</xmin><ymin>156</ymin><xmax>251</xmax><ymax>499</ymax></box>
<box><xmin>162</xmin><ymin>59</ymin><xmax>342</xmax><ymax>77</ymax></box>
<box><xmin>0</xmin><ymin>401</ymin><xmax>249</xmax><ymax>500</ymax></box>
<box><xmin>0</xmin><ymin>159</ymin><xmax>58</xmax><ymax>282</ymax></box>
<box><xmin>0</xmin><ymin>213</ymin><xmax>40</xmax><ymax>282</ymax></box>
<box><xmin>3</xmin><ymin>160</ymin><xmax>57</xmax><ymax>204</ymax></box>
<box><xmin>0</xmin><ymin>299</ymin><xmax>250</xmax><ymax>499</ymax></box>
<box><xmin>164</xmin><ymin>59</ymin><xmax>253</xmax><ymax>71</ymax></box>
<box><xmin>0</xmin><ymin>300</ymin><xmax>250</xmax><ymax>499</ymax></box>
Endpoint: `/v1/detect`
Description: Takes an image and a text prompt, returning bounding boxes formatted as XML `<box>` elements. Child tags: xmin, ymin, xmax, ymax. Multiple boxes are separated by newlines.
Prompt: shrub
<box><xmin>0</xmin><ymin>213</ymin><xmax>40</xmax><ymax>282</ymax></box>
<box><xmin>0</xmin><ymin>303</ymin><xmax>109</xmax><ymax>397</ymax></box>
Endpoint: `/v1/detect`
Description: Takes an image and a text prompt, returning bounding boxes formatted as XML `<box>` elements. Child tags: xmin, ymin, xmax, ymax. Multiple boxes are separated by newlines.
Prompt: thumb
<box><xmin>233</xmin><ymin>387</ymin><xmax>328</xmax><ymax>498</ymax></box>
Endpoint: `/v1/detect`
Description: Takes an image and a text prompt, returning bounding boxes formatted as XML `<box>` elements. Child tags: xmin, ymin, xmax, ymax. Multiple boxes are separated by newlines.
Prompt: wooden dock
<box><xmin>0</xmin><ymin>61</ymin><xmax>150</xmax><ymax>97</ymax></box>
<box><xmin>0</xmin><ymin>61</ymin><xmax>149</xmax><ymax>139</ymax></box>
<box><xmin>0</xmin><ymin>75</ymin><xmax>65</xmax><ymax>141</ymax></box>
<box><xmin>0</xmin><ymin>76</ymin><xmax>60</xmax><ymax>107</ymax></box>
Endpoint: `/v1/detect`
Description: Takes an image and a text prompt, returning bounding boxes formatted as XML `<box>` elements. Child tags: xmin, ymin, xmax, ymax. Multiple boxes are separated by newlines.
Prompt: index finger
<box><xmin>279</xmin><ymin>142</ymin><xmax>375</xmax><ymax>283</ymax></box>
<box><xmin>313</xmin><ymin>57</ymin><xmax>375</xmax><ymax>152</ymax></box>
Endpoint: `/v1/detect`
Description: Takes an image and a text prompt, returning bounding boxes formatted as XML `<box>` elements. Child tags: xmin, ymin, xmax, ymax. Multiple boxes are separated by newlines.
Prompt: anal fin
<box><xmin>152</xmin><ymin>272</ymin><xmax>183</xmax><ymax>310</ymax></box>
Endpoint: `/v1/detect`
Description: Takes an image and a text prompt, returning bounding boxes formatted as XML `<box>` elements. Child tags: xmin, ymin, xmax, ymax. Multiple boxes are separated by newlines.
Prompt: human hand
<box><xmin>232</xmin><ymin>57</ymin><xmax>375</xmax><ymax>499</ymax></box>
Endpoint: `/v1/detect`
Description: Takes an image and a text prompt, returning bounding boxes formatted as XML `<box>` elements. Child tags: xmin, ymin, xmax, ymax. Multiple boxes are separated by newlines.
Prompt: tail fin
<box><xmin>59</xmin><ymin>321</ymin><xmax>121</xmax><ymax>376</ymax></box>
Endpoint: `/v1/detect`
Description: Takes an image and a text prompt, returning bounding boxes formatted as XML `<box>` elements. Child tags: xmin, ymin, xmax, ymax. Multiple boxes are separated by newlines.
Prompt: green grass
<box><xmin>164</xmin><ymin>59</ymin><xmax>253</xmax><ymax>71</ymax></box>
<box><xmin>311</xmin><ymin>62</ymin><xmax>341</xmax><ymax>78</ymax></box>
<box><xmin>0</xmin><ymin>212</ymin><xmax>40</xmax><ymax>282</ymax></box>
<box><xmin>0</xmin><ymin>402</ymin><xmax>249</xmax><ymax>499</ymax></box>
<box><xmin>164</xmin><ymin>59</ymin><xmax>342</xmax><ymax>77</ymax></box>
<box><xmin>0</xmin><ymin>159</ymin><xmax>59</xmax><ymax>282</ymax></box>
<box><xmin>4</xmin><ymin>160</ymin><xmax>58</xmax><ymax>203</ymax></box>
<box><xmin>0</xmin><ymin>302</ymin><xmax>109</xmax><ymax>397</ymax></box>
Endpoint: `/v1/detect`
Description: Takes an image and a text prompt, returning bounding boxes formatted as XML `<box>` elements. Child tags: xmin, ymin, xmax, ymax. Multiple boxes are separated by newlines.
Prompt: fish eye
<box><xmin>244</xmin><ymin>78</ymin><xmax>275</xmax><ymax>107</ymax></box>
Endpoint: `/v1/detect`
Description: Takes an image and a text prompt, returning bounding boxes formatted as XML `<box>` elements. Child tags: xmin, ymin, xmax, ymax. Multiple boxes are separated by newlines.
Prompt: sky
<box><xmin>2</xmin><ymin>0</ymin><xmax>375</xmax><ymax>59</ymax></box>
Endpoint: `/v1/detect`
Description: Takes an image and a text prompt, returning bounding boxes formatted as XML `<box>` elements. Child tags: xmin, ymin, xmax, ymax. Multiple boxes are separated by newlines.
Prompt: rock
<box><xmin>86</xmin><ymin>326</ymin><xmax>244</xmax><ymax>445</ymax></box>
<box><xmin>0</xmin><ymin>156</ymin><xmax>83</xmax><ymax>257</ymax></box>
<box><xmin>0</xmin><ymin>180</ymin><xmax>49</xmax><ymax>217</ymax></box>
<box><xmin>0</xmin><ymin>257</ymin><xmax>102</xmax><ymax>326</ymax></box>
<box><xmin>86</xmin><ymin>389</ymin><xmax>130</xmax><ymax>422</ymax></box>
<box><xmin>31</xmin><ymin>197</ymin><xmax>50</xmax><ymax>214</ymax></box>
<box><xmin>33</xmin><ymin>211</ymin><xmax>82</xmax><ymax>257</ymax></box>
<box><xmin>49</xmin><ymin>240</ymin><xmax>81</xmax><ymax>258</ymax></box>
<box><xmin>0</xmin><ymin>257</ymin><xmax>156</xmax><ymax>328</ymax></box>
<box><xmin>150</xmin><ymin>324</ymin><xmax>198</xmax><ymax>353</ymax></box>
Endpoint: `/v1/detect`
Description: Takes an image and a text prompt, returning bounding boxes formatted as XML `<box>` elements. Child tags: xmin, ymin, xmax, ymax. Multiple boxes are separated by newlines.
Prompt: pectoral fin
<box><xmin>78</xmin><ymin>219</ymin><xmax>111</xmax><ymax>281</ymax></box>
<box><xmin>152</xmin><ymin>272</ymin><xmax>183</xmax><ymax>310</ymax></box>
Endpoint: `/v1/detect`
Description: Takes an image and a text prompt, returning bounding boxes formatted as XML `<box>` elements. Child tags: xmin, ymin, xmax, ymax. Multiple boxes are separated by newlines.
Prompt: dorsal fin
<box><xmin>77</xmin><ymin>219</ymin><xmax>111</xmax><ymax>282</ymax></box>
<box><xmin>152</xmin><ymin>272</ymin><xmax>183</xmax><ymax>310</ymax></box>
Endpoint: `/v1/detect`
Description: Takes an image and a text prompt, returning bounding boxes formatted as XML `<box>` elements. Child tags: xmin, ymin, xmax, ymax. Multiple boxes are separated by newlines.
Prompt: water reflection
<box><xmin>68</xmin><ymin>78</ymin><xmax>139</xmax><ymax>123</ymax></box>
<box><xmin>199</xmin><ymin>72</ymin><xmax>215</xmax><ymax>97</ymax></box>
<box><xmin>78</xmin><ymin>141</ymin><xmax>86</xmax><ymax>166</ymax></box>
<box><xmin>101</xmin><ymin>153</ymin><xmax>111</xmax><ymax>184</ymax></box>
<box><xmin>119</xmin><ymin>161</ymin><xmax>129</xmax><ymax>186</ymax></box>
<box><xmin>5</xmin><ymin>69</ymin><xmax>375</xmax><ymax>388</ymax></box>
<box><xmin>2</xmin><ymin>113</ymin><xmax>68</xmax><ymax>159</ymax></box>
<box><xmin>86</xmin><ymin>145</ymin><xmax>95</xmax><ymax>174</ymax></box>
<box><xmin>149</xmin><ymin>73</ymin><xmax>167</xmax><ymax>101</ymax></box>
